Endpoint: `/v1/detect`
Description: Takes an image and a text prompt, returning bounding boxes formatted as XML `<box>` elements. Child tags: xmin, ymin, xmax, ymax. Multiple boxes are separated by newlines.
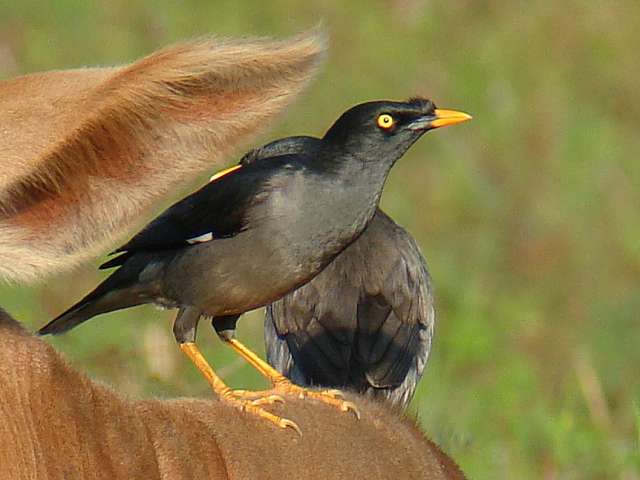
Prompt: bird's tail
<box><xmin>38</xmin><ymin>262</ymin><xmax>150</xmax><ymax>336</ymax></box>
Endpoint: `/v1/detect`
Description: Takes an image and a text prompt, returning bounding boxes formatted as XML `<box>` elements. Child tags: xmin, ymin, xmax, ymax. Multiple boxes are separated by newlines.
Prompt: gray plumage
<box><xmin>264</xmin><ymin>210</ymin><xmax>434</xmax><ymax>409</ymax></box>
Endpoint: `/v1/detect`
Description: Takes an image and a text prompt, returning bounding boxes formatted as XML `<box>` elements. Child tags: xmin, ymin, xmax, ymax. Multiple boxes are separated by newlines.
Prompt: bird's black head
<box><xmin>322</xmin><ymin>97</ymin><xmax>471</xmax><ymax>164</ymax></box>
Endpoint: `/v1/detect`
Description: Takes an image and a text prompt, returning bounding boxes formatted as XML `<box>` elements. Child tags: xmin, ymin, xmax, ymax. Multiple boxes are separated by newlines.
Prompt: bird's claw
<box><xmin>247</xmin><ymin>394</ymin><xmax>285</xmax><ymax>407</ymax></box>
<box><xmin>279</xmin><ymin>418</ymin><xmax>302</xmax><ymax>437</ymax></box>
<box><xmin>273</xmin><ymin>382</ymin><xmax>361</xmax><ymax>419</ymax></box>
<box><xmin>227</xmin><ymin>389</ymin><xmax>284</xmax><ymax>405</ymax></box>
<box><xmin>220</xmin><ymin>390</ymin><xmax>299</xmax><ymax>435</ymax></box>
<box><xmin>340</xmin><ymin>400</ymin><xmax>361</xmax><ymax>419</ymax></box>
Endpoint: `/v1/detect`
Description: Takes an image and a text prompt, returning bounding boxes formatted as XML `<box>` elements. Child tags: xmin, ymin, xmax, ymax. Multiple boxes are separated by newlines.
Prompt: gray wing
<box><xmin>102</xmin><ymin>135</ymin><xmax>321</xmax><ymax>269</ymax></box>
<box><xmin>356</xmin><ymin>212</ymin><xmax>435</xmax><ymax>407</ymax></box>
<box><xmin>265</xmin><ymin>209</ymin><xmax>435</xmax><ymax>409</ymax></box>
<box><xmin>264</xmin><ymin>307</ymin><xmax>309</xmax><ymax>386</ymax></box>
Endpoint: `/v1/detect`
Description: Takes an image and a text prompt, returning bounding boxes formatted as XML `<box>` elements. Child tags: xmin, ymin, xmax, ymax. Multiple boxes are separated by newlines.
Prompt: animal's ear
<box><xmin>0</xmin><ymin>31</ymin><xmax>325</xmax><ymax>282</ymax></box>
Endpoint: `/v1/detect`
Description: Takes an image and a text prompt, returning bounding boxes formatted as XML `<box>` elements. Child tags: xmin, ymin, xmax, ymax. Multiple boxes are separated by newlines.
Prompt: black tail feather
<box><xmin>39</xmin><ymin>259</ymin><xmax>149</xmax><ymax>336</ymax></box>
<box><xmin>38</xmin><ymin>302</ymin><xmax>95</xmax><ymax>336</ymax></box>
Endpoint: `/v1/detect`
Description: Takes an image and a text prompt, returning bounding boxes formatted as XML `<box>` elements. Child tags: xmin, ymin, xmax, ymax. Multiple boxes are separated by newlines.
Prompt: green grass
<box><xmin>2</xmin><ymin>1</ymin><xmax>639</xmax><ymax>477</ymax></box>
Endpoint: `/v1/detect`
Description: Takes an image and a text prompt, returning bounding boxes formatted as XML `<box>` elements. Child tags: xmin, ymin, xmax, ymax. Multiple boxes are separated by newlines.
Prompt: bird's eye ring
<box><xmin>377</xmin><ymin>114</ymin><xmax>395</xmax><ymax>130</ymax></box>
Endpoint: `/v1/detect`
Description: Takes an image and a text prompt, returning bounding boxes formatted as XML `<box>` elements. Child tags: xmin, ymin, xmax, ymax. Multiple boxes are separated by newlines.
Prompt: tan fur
<box><xmin>0</xmin><ymin>32</ymin><xmax>325</xmax><ymax>281</ymax></box>
<box><xmin>0</xmin><ymin>34</ymin><xmax>465</xmax><ymax>479</ymax></box>
<box><xmin>0</xmin><ymin>311</ymin><xmax>464</xmax><ymax>480</ymax></box>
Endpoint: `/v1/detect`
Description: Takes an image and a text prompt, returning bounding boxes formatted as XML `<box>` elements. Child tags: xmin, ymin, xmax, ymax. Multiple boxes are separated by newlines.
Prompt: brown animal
<box><xmin>0</xmin><ymin>310</ymin><xmax>464</xmax><ymax>479</ymax></box>
<box><xmin>0</xmin><ymin>33</ymin><xmax>465</xmax><ymax>479</ymax></box>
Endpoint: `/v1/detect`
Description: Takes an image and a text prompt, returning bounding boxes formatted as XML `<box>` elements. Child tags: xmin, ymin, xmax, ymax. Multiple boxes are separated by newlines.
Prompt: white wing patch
<box><xmin>186</xmin><ymin>232</ymin><xmax>214</xmax><ymax>244</ymax></box>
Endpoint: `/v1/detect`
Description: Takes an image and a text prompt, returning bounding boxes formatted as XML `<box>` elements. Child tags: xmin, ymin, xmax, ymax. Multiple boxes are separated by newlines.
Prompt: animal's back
<box><xmin>0</xmin><ymin>309</ymin><xmax>462</xmax><ymax>480</ymax></box>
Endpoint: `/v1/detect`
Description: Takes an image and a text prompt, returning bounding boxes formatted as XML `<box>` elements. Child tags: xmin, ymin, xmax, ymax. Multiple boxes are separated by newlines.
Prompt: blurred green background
<box><xmin>1</xmin><ymin>1</ymin><xmax>639</xmax><ymax>478</ymax></box>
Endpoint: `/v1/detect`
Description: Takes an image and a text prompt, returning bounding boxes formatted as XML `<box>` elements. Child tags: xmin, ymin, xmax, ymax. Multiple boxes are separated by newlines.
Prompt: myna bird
<box><xmin>38</xmin><ymin>98</ymin><xmax>471</xmax><ymax>432</ymax></box>
<box><xmin>242</xmin><ymin>136</ymin><xmax>434</xmax><ymax>409</ymax></box>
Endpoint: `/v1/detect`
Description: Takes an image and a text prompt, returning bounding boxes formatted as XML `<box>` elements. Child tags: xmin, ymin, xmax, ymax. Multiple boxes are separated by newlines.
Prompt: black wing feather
<box><xmin>114</xmin><ymin>171</ymin><xmax>254</xmax><ymax>252</ymax></box>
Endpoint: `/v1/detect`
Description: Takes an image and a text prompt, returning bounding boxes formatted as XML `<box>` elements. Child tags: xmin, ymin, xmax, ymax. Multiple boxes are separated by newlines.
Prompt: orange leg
<box><xmin>223</xmin><ymin>338</ymin><xmax>360</xmax><ymax>419</ymax></box>
<box><xmin>179</xmin><ymin>343</ymin><xmax>300</xmax><ymax>434</ymax></box>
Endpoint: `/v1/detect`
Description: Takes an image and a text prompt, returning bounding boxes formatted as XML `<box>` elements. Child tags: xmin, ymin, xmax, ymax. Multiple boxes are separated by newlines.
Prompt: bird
<box><xmin>38</xmin><ymin>98</ymin><xmax>471</xmax><ymax>432</ymax></box>
<box><xmin>239</xmin><ymin>135</ymin><xmax>434</xmax><ymax>409</ymax></box>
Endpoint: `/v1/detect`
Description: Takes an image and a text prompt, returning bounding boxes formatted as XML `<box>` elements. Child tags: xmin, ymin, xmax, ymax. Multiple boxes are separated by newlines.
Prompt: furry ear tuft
<box><xmin>0</xmin><ymin>31</ymin><xmax>325</xmax><ymax>282</ymax></box>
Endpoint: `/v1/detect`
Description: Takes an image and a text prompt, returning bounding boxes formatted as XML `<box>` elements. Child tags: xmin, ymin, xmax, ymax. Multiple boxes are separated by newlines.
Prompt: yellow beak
<box><xmin>430</xmin><ymin>109</ymin><xmax>473</xmax><ymax>129</ymax></box>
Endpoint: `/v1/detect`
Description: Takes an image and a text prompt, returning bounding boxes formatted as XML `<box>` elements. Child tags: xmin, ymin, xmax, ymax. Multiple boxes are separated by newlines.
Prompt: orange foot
<box><xmin>232</xmin><ymin>383</ymin><xmax>360</xmax><ymax>419</ymax></box>
<box><xmin>224</xmin><ymin>338</ymin><xmax>361</xmax><ymax>419</ymax></box>
<box><xmin>272</xmin><ymin>381</ymin><xmax>361</xmax><ymax>419</ymax></box>
<box><xmin>179</xmin><ymin>342</ymin><xmax>301</xmax><ymax>434</ymax></box>
<box><xmin>221</xmin><ymin>388</ymin><xmax>301</xmax><ymax>435</ymax></box>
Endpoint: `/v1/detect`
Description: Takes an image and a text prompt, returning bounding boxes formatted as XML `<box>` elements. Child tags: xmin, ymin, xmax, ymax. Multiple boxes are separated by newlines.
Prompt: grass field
<box><xmin>1</xmin><ymin>1</ymin><xmax>639</xmax><ymax>478</ymax></box>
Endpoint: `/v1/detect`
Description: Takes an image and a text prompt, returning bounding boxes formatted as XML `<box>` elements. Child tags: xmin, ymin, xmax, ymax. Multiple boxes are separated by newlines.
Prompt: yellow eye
<box><xmin>377</xmin><ymin>114</ymin><xmax>395</xmax><ymax>129</ymax></box>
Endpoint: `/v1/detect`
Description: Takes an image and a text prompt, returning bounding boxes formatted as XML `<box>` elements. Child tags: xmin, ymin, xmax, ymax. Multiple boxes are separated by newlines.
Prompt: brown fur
<box><xmin>0</xmin><ymin>32</ymin><xmax>325</xmax><ymax>281</ymax></box>
<box><xmin>0</xmin><ymin>310</ymin><xmax>464</xmax><ymax>479</ymax></box>
<box><xmin>0</xmin><ymin>34</ymin><xmax>465</xmax><ymax>479</ymax></box>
